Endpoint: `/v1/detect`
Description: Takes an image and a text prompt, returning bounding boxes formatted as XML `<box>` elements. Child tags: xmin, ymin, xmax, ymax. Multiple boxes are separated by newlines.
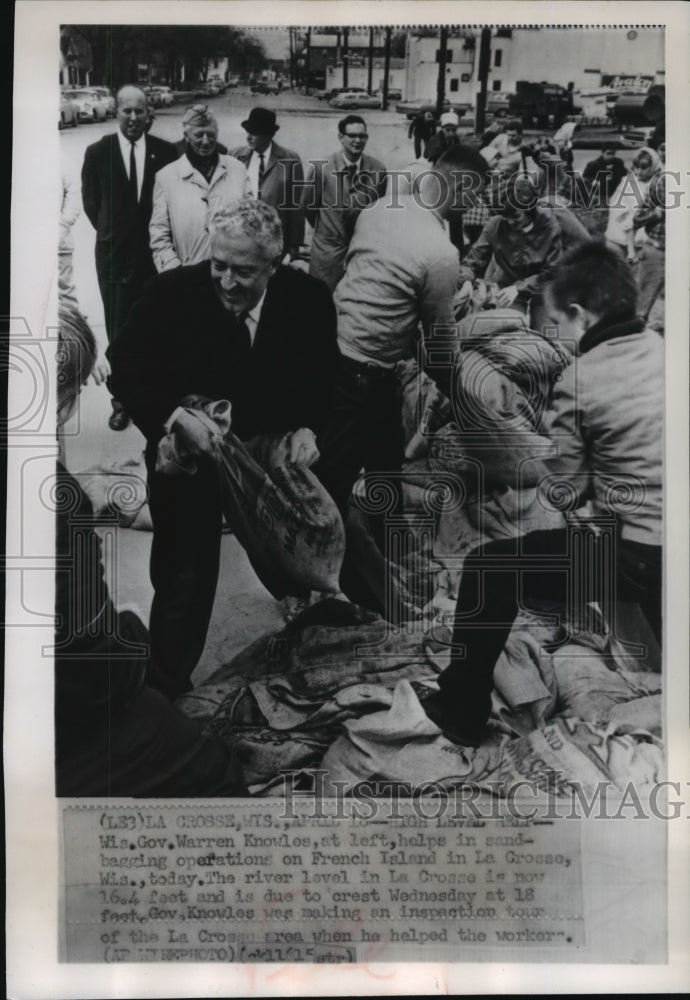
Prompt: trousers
<box><xmin>315</xmin><ymin>355</ymin><xmax>405</xmax><ymax>615</ymax></box>
<box><xmin>145</xmin><ymin>444</ymin><xmax>224</xmax><ymax>700</ymax></box>
<box><xmin>432</xmin><ymin>527</ymin><xmax>662</xmax><ymax>743</ymax></box>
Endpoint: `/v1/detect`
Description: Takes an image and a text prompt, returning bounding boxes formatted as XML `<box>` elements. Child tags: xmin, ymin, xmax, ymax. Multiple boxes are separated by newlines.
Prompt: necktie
<box><xmin>258</xmin><ymin>153</ymin><xmax>265</xmax><ymax>194</ymax></box>
<box><xmin>129</xmin><ymin>141</ymin><xmax>138</xmax><ymax>203</ymax></box>
<box><xmin>236</xmin><ymin>311</ymin><xmax>252</xmax><ymax>354</ymax></box>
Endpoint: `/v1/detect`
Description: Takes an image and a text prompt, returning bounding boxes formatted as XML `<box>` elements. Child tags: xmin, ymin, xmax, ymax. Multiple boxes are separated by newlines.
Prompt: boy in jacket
<box><xmin>424</xmin><ymin>243</ymin><xmax>663</xmax><ymax>746</ymax></box>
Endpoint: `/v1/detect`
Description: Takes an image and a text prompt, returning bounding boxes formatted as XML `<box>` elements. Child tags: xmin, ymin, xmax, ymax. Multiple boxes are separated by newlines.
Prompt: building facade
<box><xmin>404</xmin><ymin>27</ymin><xmax>664</xmax><ymax>106</ymax></box>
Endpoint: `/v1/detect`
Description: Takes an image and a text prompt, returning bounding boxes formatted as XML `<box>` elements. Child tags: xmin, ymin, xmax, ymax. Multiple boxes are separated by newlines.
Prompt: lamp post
<box><xmin>381</xmin><ymin>26</ymin><xmax>392</xmax><ymax>109</ymax></box>
<box><xmin>475</xmin><ymin>27</ymin><xmax>492</xmax><ymax>134</ymax></box>
<box><xmin>435</xmin><ymin>26</ymin><xmax>448</xmax><ymax>117</ymax></box>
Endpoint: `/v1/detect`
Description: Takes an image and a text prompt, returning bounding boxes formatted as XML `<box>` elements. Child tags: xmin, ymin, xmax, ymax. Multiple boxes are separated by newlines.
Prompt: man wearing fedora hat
<box><xmin>230</xmin><ymin>108</ymin><xmax>305</xmax><ymax>260</ymax></box>
<box><xmin>149</xmin><ymin>105</ymin><xmax>251</xmax><ymax>272</ymax></box>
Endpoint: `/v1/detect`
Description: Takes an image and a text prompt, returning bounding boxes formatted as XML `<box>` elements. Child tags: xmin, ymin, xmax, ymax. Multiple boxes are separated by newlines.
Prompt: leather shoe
<box><xmin>108</xmin><ymin>409</ymin><xmax>131</xmax><ymax>431</ymax></box>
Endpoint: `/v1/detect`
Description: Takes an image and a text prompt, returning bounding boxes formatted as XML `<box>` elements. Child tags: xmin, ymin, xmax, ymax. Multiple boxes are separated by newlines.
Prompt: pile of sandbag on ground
<box><xmin>395</xmin><ymin>310</ymin><xmax>568</xmax><ymax>618</ymax></box>
<box><xmin>156</xmin><ymin>395</ymin><xmax>345</xmax><ymax>599</ymax></box>
<box><xmin>176</xmin><ymin>589</ymin><xmax>662</xmax><ymax>794</ymax></box>
<box><xmin>75</xmin><ymin>455</ymin><xmax>151</xmax><ymax>529</ymax></box>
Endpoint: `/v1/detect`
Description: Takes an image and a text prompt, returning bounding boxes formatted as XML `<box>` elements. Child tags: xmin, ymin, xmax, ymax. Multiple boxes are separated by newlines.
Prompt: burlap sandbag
<box><xmin>156</xmin><ymin>397</ymin><xmax>345</xmax><ymax>599</ymax></box>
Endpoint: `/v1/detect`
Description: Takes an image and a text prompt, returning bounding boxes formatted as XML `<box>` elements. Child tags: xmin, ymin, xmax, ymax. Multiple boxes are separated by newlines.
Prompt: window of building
<box><xmin>492</xmin><ymin>80</ymin><xmax>502</xmax><ymax>91</ymax></box>
<box><xmin>449</xmin><ymin>78</ymin><xmax>459</xmax><ymax>92</ymax></box>
<box><xmin>494</xmin><ymin>49</ymin><xmax>502</xmax><ymax>67</ymax></box>
<box><xmin>495</xmin><ymin>28</ymin><xmax>512</xmax><ymax>39</ymax></box>
<box><xmin>435</xmin><ymin>49</ymin><xmax>453</xmax><ymax>62</ymax></box>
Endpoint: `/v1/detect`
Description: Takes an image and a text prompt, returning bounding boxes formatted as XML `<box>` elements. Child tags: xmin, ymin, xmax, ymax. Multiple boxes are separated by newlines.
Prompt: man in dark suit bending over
<box><xmin>81</xmin><ymin>85</ymin><xmax>177</xmax><ymax>430</ymax></box>
<box><xmin>112</xmin><ymin>200</ymin><xmax>340</xmax><ymax>699</ymax></box>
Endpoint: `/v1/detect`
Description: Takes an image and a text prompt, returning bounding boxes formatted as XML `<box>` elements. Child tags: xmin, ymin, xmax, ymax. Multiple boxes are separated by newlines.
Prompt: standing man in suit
<box><xmin>81</xmin><ymin>85</ymin><xmax>177</xmax><ymax>431</ymax></box>
<box><xmin>301</xmin><ymin>115</ymin><xmax>387</xmax><ymax>292</ymax></box>
<box><xmin>230</xmin><ymin>107</ymin><xmax>305</xmax><ymax>260</ymax></box>
<box><xmin>112</xmin><ymin>201</ymin><xmax>340</xmax><ymax>699</ymax></box>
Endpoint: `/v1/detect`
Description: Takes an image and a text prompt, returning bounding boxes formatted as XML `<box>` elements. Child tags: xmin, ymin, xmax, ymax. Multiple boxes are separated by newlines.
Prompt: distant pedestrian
<box><xmin>301</xmin><ymin>115</ymin><xmax>387</xmax><ymax>291</ymax></box>
<box><xmin>230</xmin><ymin>107</ymin><xmax>305</xmax><ymax>260</ymax></box>
<box><xmin>425</xmin><ymin>111</ymin><xmax>460</xmax><ymax>164</ymax></box>
<box><xmin>408</xmin><ymin>109</ymin><xmax>436</xmax><ymax>159</ymax></box>
<box><xmin>583</xmin><ymin>146</ymin><xmax>627</xmax><ymax>207</ymax></box>
<box><xmin>480</xmin><ymin>118</ymin><xmax>528</xmax><ymax>177</ymax></box>
<box><xmin>605</xmin><ymin>147</ymin><xmax>662</xmax><ymax>263</ymax></box>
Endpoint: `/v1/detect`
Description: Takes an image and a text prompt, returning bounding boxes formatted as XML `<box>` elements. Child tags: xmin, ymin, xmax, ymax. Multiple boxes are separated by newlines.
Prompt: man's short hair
<box><xmin>116</xmin><ymin>85</ymin><xmax>147</xmax><ymax>108</ymax></box>
<box><xmin>338</xmin><ymin>114</ymin><xmax>366</xmax><ymax>134</ymax></box>
<box><xmin>506</xmin><ymin>118</ymin><xmax>523</xmax><ymax>133</ymax></box>
<box><xmin>210</xmin><ymin>199</ymin><xmax>283</xmax><ymax>261</ymax></box>
<box><xmin>57</xmin><ymin>304</ymin><xmax>97</xmax><ymax>409</ymax></box>
<box><xmin>546</xmin><ymin>242</ymin><xmax>638</xmax><ymax>318</ymax></box>
<box><xmin>436</xmin><ymin>143</ymin><xmax>490</xmax><ymax>180</ymax></box>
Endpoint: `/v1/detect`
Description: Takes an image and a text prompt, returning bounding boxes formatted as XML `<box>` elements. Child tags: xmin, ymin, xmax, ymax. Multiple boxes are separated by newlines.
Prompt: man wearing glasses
<box><xmin>301</xmin><ymin>114</ymin><xmax>387</xmax><ymax>291</ymax></box>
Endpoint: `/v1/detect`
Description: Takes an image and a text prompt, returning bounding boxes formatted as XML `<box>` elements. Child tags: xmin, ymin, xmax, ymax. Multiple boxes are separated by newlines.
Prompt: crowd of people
<box><xmin>56</xmin><ymin>85</ymin><xmax>665</xmax><ymax>794</ymax></box>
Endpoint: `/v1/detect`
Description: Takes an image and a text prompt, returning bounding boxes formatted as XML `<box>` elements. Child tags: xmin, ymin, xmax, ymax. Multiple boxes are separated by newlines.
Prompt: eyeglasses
<box><xmin>343</xmin><ymin>133</ymin><xmax>368</xmax><ymax>140</ymax></box>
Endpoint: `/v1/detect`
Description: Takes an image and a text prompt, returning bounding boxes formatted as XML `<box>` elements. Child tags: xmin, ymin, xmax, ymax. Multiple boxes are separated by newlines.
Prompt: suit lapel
<box><xmin>110</xmin><ymin>133</ymin><xmax>129</xmax><ymax>191</ymax></box>
<box><xmin>261</xmin><ymin>143</ymin><xmax>280</xmax><ymax>180</ymax></box>
<box><xmin>143</xmin><ymin>136</ymin><xmax>160</xmax><ymax>191</ymax></box>
<box><xmin>251</xmin><ymin>276</ymin><xmax>280</xmax><ymax>356</ymax></box>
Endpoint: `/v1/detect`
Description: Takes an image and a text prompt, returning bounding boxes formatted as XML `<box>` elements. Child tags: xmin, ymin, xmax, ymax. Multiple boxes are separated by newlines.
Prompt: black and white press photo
<box><xmin>6</xmin><ymin>2</ymin><xmax>690</xmax><ymax>996</ymax></box>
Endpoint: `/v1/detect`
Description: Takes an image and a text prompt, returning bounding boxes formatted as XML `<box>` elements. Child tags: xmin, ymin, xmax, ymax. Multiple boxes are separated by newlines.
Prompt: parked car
<box><xmin>329</xmin><ymin>91</ymin><xmax>381</xmax><ymax>110</ymax></box>
<box><xmin>206</xmin><ymin>79</ymin><xmax>226</xmax><ymax>95</ymax></box>
<box><xmin>67</xmin><ymin>89</ymin><xmax>108</xmax><ymax>122</ymax></box>
<box><xmin>377</xmin><ymin>87</ymin><xmax>402</xmax><ymax>101</ymax></box>
<box><xmin>147</xmin><ymin>85</ymin><xmax>174</xmax><ymax>106</ymax></box>
<box><xmin>486</xmin><ymin>91</ymin><xmax>511</xmax><ymax>117</ymax></box>
<box><xmin>396</xmin><ymin>99</ymin><xmax>471</xmax><ymax>121</ymax></box>
<box><xmin>59</xmin><ymin>93</ymin><xmax>79</xmax><ymax>129</ymax></box>
<box><xmin>251</xmin><ymin>80</ymin><xmax>280</xmax><ymax>95</ymax></box>
<box><xmin>318</xmin><ymin>86</ymin><xmax>366</xmax><ymax>101</ymax></box>
<box><xmin>89</xmin><ymin>86</ymin><xmax>116</xmax><ymax>117</ymax></box>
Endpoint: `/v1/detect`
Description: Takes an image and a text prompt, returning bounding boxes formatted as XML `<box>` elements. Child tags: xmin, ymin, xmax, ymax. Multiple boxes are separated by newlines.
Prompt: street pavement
<box><xmin>59</xmin><ymin>87</ymin><xmax>635</xmax><ymax>685</ymax></box>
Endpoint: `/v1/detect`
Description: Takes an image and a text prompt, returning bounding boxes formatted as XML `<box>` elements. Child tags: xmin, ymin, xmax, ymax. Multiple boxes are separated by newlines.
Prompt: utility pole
<box><xmin>288</xmin><ymin>27</ymin><xmax>294</xmax><ymax>88</ymax></box>
<box><xmin>435</xmin><ymin>26</ymin><xmax>448</xmax><ymax>117</ymax></box>
<box><xmin>475</xmin><ymin>27</ymin><xmax>492</xmax><ymax>134</ymax></box>
<box><xmin>342</xmin><ymin>27</ymin><xmax>349</xmax><ymax>89</ymax></box>
<box><xmin>367</xmin><ymin>27</ymin><xmax>374</xmax><ymax>94</ymax></box>
<box><xmin>305</xmin><ymin>28</ymin><xmax>311</xmax><ymax>93</ymax></box>
<box><xmin>381</xmin><ymin>26</ymin><xmax>392</xmax><ymax>109</ymax></box>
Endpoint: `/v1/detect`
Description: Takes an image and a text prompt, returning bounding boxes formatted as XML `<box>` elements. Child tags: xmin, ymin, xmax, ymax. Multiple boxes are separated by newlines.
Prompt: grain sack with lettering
<box><xmin>156</xmin><ymin>396</ymin><xmax>345</xmax><ymax>599</ymax></box>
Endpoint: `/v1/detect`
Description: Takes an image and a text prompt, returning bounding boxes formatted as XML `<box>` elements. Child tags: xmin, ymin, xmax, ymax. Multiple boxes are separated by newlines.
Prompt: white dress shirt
<box><xmin>242</xmin><ymin>288</ymin><xmax>267</xmax><ymax>346</ymax></box>
<box><xmin>247</xmin><ymin>142</ymin><xmax>273</xmax><ymax>198</ymax></box>
<box><xmin>116</xmin><ymin>129</ymin><xmax>145</xmax><ymax>201</ymax></box>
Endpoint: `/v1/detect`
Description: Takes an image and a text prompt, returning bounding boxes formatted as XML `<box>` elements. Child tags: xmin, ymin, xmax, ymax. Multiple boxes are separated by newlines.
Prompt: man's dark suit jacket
<box><xmin>111</xmin><ymin>262</ymin><xmax>339</xmax><ymax>447</ymax></box>
<box><xmin>230</xmin><ymin>142</ymin><xmax>305</xmax><ymax>251</ymax></box>
<box><xmin>81</xmin><ymin>132</ymin><xmax>177</xmax><ymax>283</ymax></box>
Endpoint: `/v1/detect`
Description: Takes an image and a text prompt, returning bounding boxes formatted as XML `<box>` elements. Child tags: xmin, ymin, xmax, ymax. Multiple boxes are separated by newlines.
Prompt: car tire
<box><xmin>72</xmin><ymin>114</ymin><xmax>78</xmax><ymax>127</ymax></box>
